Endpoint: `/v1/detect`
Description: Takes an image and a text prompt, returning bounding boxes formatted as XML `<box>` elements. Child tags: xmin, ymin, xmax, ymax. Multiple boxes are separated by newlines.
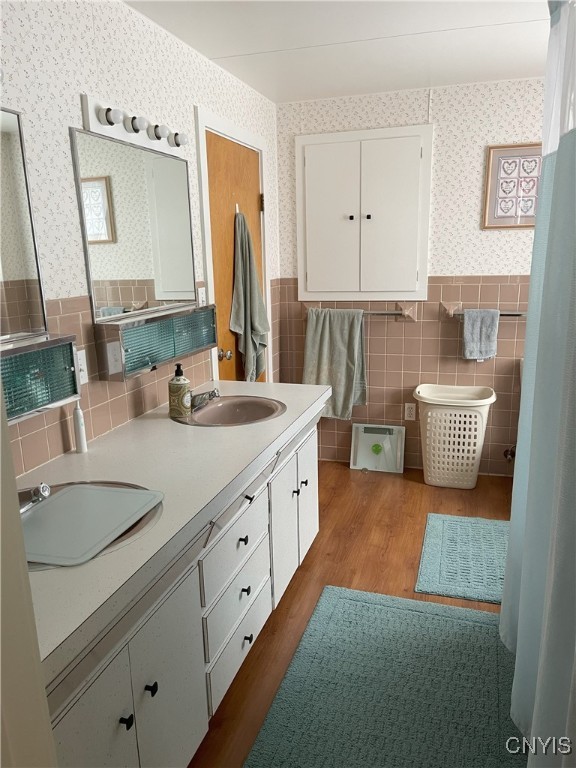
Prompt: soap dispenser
<box><xmin>168</xmin><ymin>363</ymin><xmax>191</xmax><ymax>419</ymax></box>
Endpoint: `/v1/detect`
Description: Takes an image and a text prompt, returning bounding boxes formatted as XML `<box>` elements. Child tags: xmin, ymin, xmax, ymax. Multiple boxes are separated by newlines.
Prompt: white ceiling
<box><xmin>127</xmin><ymin>1</ymin><xmax>550</xmax><ymax>103</ymax></box>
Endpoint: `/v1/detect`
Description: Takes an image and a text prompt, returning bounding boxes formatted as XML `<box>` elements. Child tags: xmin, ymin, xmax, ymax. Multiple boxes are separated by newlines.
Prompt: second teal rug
<box><xmin>416</xmin><ymin>513</ymin><xmax>509</xmax><ymax>603</ymax></box>
<box><xmin>245</xmin><ymin>586</ymin><xmax>523</xmax><ymax>768</ymax></box>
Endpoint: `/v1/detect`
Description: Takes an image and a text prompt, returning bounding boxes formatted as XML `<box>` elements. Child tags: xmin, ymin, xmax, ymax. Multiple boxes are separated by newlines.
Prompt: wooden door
<box><xmin>205</xmin><ymin>131</ymin><xmax>265</xmax><ymax>381</ymax></box>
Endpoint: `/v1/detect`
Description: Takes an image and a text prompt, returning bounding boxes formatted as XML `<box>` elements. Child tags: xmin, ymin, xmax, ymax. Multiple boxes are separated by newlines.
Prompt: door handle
<box><xmin>144</xmin><ymin>681</ymin><xmax>159</xmax><ymax>697</ymax></box>
<box><xmin>119</xmin><ymin>714</ymin><xmax>134</xmax><ymax>731</ymax></box>
<box><xmin>218</xmin><ymin>348</ymin><xmax>233</xmax><ymax>361</ymax></box>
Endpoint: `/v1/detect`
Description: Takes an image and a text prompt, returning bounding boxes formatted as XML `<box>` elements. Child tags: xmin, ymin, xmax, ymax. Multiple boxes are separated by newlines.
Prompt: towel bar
<box><xmin>441</xmin><ymin>302</ymin><xmax>526</xmax><ymax>319</ymax></box>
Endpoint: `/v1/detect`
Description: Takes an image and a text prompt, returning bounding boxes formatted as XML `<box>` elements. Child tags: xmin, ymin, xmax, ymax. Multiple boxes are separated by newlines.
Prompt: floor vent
<box><xmin>350</xmin><ymin>424</ymin><xmax>405</xmax><ymax>473</ymax></box>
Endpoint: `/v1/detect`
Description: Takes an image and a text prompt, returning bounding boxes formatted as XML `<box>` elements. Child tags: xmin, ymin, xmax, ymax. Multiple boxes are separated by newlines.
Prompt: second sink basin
<box><xmin>189</xmin><ymin>395</ymin><xmax>286</xmax><ymax>426</ymax></box>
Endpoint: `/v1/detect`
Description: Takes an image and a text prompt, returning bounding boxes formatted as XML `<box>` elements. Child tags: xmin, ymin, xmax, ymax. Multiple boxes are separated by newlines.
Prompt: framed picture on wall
<box><xmin>481</xmin><ymin>143</ymin><xmax>542</xmax><ymax>229</ymax></box>
<box><xmin>81</xmin><ymin>176</ymin><xmax>117</xmax><ymax>244</ymax></box>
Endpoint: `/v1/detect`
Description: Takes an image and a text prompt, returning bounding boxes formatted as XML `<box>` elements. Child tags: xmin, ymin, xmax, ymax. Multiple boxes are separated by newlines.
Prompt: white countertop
<box><xmin>19</xmin><ymin>381</ymin><xmax>331</xmax><ymax>687</ymax></box>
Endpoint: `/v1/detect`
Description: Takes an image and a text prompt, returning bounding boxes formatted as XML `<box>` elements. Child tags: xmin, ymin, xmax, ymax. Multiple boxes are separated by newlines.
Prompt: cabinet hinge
<box><xmin>259</xmin><ymin>193</ymin><xmax>265</xmax><ymax>212</ymax></box>
<box><xmin>420</xmin><ymin>146</ymin><xmax>423</xmax><ymax>159</ymax></box>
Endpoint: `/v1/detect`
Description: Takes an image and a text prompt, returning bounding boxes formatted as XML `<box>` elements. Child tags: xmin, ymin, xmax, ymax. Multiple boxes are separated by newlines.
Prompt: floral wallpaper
<box><xmin>277</xmin><ymin>79</ymin><xmax>544</xmax><ymax>277</ymax></box>
<box><xmin>1</xmin><ymin>0</ymin><xmax>279</xmax><ymax>299</ymax></box>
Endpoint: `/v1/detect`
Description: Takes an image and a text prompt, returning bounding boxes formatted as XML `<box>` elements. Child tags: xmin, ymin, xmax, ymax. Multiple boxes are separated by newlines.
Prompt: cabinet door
<box><xmin>129</xmin><ymin>570</ymin><xmax>208</xmax><ymax>768</ymax></box>
<box><xmin>297</xmin><ymin>430</ymin><xmax>319</xmax><ymax>562</ymax></box>
<box><xmin>360</xmin><ymin>135</ymin><xmax>422</xmax><ymax>291</ymax></box>
<box><xmin>53</xmin><ymin>647</ymin><xmax>139</xmax><ymax>768</ymax></box>
<box><xmin>304</xmin><ymin>141</ymin><xmax>360</xmax><ymax>292</ymax></box>
<box><xmin>269</xmin><ymin>454</ymin><xmax>299</xmax><ymax>607</ymax></box>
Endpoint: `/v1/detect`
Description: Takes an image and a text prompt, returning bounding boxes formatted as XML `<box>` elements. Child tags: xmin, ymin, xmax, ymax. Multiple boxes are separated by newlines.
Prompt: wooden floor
<box><xmin>189</xmin><ymin>463</ymin><xmax>513</xmax><ymax>768</ymax></box>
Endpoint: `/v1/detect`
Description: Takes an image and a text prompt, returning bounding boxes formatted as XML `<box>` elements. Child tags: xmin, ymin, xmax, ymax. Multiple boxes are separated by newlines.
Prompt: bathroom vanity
<box><xmin>18</xmin><ymin>380</ymin><xmax>330</xmax><ymax>767</ymax></box>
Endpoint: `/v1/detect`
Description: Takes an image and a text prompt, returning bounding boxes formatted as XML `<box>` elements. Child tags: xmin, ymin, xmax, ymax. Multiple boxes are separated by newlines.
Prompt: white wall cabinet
<box><xmin>53</xmin><ymin>570</ymin><xmax>207</xmax><ymax>768</ymax></box>
<box><xmin>296</xmin><ymin>124</ymin><xmax>433</xmax><ymax>301</ymax></box>
<box><xmin>269</xmin><ymin>429</ymin><xmax>319</xmax><ymax>607</ymax></box>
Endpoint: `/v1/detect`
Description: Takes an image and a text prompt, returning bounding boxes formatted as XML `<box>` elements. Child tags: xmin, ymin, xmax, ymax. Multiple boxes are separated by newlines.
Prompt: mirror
<box><xmin>71</xmin><ymin>129</ymin><xmax>196</xmax><ymax>322</ymax></box>
<box><xmin>0</xmin><ymin>109</ymin><xmax>46</xmax><ymax>340</ymax></box>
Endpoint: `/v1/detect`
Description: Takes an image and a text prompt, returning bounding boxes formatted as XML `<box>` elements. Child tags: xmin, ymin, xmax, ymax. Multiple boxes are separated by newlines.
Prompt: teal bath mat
<box><xmin>416</xmin><ymin>513</ymin><xmax>509</xmax><ymax>603</ymax></box>
<box><xmin>245</xmin><ymin>586</ymin><xmax>523</xmax><ymax>768</ymax></box>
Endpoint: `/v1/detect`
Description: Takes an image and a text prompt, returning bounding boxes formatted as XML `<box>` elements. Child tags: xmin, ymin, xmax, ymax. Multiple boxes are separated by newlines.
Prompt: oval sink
<box><xmin>185</xmin><ymin>395</ymin><xmax>286</xmax><ymax>426</ymax></box>
<box><xmin>21</xmin><ymin>481</ymin><xmax>163</xmax><ymax>571</ymax></box>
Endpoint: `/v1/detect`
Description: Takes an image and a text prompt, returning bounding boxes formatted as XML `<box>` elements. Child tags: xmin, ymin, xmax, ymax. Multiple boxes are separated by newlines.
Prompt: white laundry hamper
<box><xmin>413</xmin><ymin>384</ymin><xmax>496</xmax><ymax>489</ymax></box>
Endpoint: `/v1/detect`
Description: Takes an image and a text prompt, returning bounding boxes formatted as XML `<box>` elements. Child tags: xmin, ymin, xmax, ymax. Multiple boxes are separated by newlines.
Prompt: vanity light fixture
<box><xmin>124</xmin><ymin>115</ymin><xmax>148</xmax><ymax>134</ymax></box>
<box><xmin>147</xmin><ymin>123</ymin><xmax>170</xmax><ymax>141</ymax></box>
<box><xmin>168</xmin><ymin>132</ymin><xmax>189</xmax><ymax>148</ymax></box>
<box><xmin>97</xmin><ymin>106</ymin><xmax>124</xmax><ymax>126</ymax></box>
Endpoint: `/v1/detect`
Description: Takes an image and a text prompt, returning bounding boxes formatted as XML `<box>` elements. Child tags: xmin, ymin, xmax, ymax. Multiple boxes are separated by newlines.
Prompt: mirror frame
<box><xmin>69</xmin><ymin>127</ymin><xmax>198</xmax><ymax>325</ymax></box>
<box><xmin>0</xmin><ymin>107</ymin><xmax>47</xmax><ymax>342</ymax></box>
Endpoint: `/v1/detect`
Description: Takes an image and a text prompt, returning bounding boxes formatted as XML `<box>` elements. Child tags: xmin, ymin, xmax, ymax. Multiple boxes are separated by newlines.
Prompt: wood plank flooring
<box><xmin>189</xmin><ymin>463</ymin><xmax>513</xmax><ymax>768</ymax></box>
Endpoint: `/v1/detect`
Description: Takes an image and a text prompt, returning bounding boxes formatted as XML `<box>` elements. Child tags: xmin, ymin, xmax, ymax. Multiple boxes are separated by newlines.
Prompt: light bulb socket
<box><xmin>97</xmin><ymin>106</ymin><xmax>124</xmax><ymax>126</ymax></box>
<box><xmin>147</xmin><ymin>123</ymin><xmax>170</xmax><ymax>141</ymax></box>
<box><xmin>168</xmin><ymin>132</ymin><xmax>189</xmax><ymax>148</ymax></box>
<box><xmin>124</xmin><ymin>115</ymin><xmax>148</xmax><ymax>134</ymax></box>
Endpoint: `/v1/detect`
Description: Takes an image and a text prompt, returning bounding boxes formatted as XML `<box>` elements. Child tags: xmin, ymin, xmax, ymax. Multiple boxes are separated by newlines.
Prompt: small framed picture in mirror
<box><xmin>81</xmin><ymin>176</ymin><xmax>117</xmax><ymax>244</ymax></box>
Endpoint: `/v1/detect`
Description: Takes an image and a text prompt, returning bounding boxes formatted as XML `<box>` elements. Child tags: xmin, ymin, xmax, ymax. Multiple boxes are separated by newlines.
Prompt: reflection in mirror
<box><xmin>71</xmin><ymin>130</ymin><xmax>196</xmax><ymax>323</ymax></box>
<box><xmin>0</xmin><ymin>109</ymin><xmax>46</xmax><ymax>340</ymax></box>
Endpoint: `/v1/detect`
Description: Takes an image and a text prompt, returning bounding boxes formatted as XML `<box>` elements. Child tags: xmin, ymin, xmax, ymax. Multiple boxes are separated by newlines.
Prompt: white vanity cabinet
<box><xmin>296</xmin><ymin>124</ymin><xmax>433</xmax><ymax>302</ymax></box>
<box><xmin>53</xmin><ymin>570</ymin><xmax>207</xmax><ymax>768</ymax></box>
<box><xmin>269</xmin><ymin>429</ymin><xmax>319</xmax><ymax>607</ymax></box>
<box><xmin>199</xmin><ymin>485</ymin><xmax>273</xmax><ymax>716</ymax></box>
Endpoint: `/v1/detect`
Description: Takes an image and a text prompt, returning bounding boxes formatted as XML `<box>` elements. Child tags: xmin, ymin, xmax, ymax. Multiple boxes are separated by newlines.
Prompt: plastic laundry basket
<box><xmin>413</xmin><ymin>384</ymin><xmax>496</xmax><ymax>489</ymax></box>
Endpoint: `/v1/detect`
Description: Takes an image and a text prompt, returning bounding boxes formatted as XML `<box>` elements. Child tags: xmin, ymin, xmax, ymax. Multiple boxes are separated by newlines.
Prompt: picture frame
<box><xmin>81</xmin><ymin>176</ymin><xmax>116</xmax><ymax>244</ymax></box>
<box><xmin>481</xmin><ymin>143</ymin><xmax>542</xmax><ymax>229</ymax></box>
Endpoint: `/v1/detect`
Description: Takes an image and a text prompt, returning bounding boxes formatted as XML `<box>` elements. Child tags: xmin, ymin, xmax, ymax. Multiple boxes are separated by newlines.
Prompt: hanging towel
<box><xmin>230</xmin><ymin>212</ymin><xmax>270</xmax><ymax>381</ymax></box>
<box><xmin>462</xmin><ymin>309</ymin><xmax>500</xmax><ymax>362</ymax></box>
<box><xmin>302</xmin><ymin>308</ymin><xmax>366</xmax><ymax>420</ymax></box>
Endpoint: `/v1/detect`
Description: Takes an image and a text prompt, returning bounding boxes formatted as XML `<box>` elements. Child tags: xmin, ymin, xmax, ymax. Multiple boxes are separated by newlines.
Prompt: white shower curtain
<box><xmin>499</xmin><ymin>2</ymin><xmax>576</xmax><ymax>766</ymax></box>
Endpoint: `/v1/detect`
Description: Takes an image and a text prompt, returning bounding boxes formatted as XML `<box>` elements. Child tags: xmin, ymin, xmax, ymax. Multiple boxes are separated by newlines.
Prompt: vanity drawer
<box><xmin>199</xmin><ymin>489</ymin><xmax>268</xmax><ymax>607</ymax></box>
<box><xmin>203</xmin><ymin>534</ymin><xmax>270</xmax><ymax>662</ymax></box>
<box><xmin>206</xmin><ymin>579</ymin><xmax>272</xmax><ymax>716</ymax></box>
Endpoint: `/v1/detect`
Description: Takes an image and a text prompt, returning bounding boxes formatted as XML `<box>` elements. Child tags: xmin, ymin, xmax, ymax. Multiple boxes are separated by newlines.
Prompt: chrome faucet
<box><xmin>19</xmin><ymin>482</ymin><xmax>51</xmax><ymax>515</ymax></box>
<box><xmin>190</xmin><ymin>388</ymin><xmax>220</xmax><ymax>410</ymax></box>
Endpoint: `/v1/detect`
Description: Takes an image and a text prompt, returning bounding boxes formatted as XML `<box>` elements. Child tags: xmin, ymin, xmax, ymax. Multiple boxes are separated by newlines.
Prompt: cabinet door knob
<box><xmin>238</xmin><ymin>535</ymin><xmax>249</xmax><ymax>546</ymax></box>
<box><xmin>144</xmin><ymin>681</ymin><xmax>159</xmax><ymax>697</ymax></box>
<box><xmin>244</xmin><ymin>494</ymin><xmax>255</xmax><ymax>503</ymax></box>
<box><xmin>241</xmin><ymin>585</ymin><xmax>252</xmax><ymax>596</ymax></box>
<box><xmin>348</xmin><ymin>215</ymin><xmax>355</xmax><ymax>220</ymax></box>
<box><xmin>292</xmin><ymin>488</ymin><xmax>301</xmax><ymax>497</ymax></box>
<box><xmin>244</xmin><ymin>634</ymin><xmax>254</xmax><ymax>645</ymax></box>
<box><xmin>300</xmin><ymin>479</ymin><xmax>309</xmax><ymax>487</ymax></box>
<box><xmin>119</xmin><ymin>714</ymin><xmax>134</xmax><ymax>731</ymax></box>
<box><xmin>366</xmin><ymin>214</ymin><xmax>372</xmax><ymax>219</ymax></box>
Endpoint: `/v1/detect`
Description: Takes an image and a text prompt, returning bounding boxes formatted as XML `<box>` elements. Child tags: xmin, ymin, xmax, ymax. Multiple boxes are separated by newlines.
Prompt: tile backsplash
<box><xmin>9</xmin><ymin>295</ymin><xmax>212</xmax><ymax>477</ymax></box>
<box><xmin>278</xmin><ymin>275</ymin><xmax>528</xmax><ymax>476</ymax></box>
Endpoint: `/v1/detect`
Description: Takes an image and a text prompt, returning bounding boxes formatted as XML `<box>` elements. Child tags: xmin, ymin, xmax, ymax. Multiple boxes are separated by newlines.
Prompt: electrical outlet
<box><xmin>197</xmin><ymin>287</ymin><xmax>207</xmax><ymax>307</ymax></box>
<box><xmin>76</xmin><ymin>349</ymin><xmax>89</xmax><ymax>385</ymax></box>
<box><xmin>404</xmin><ymin>402</ymin><xmax>416</xmax><ymax>421</ymax></box>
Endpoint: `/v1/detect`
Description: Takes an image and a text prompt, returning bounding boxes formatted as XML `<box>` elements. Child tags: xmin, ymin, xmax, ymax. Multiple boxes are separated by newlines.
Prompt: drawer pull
<box><xmin>244</xmin><ymin>494</ymin><xmax>255</xmax><ymax>503</ymax></box>
<box><xmin>292</xmin><ymin>488</ymin><xmax>301</xmax><ymax>497</ymax></box>
<box><xmin>244</xmin><ymin>634</ymin><xmax>254</xmax><ymax>645</ymax></box>
<box><xmin>238</xmin><ymin>535</ymin><xmax>249</xmax><ymax>546</ymax></box>
<box><xmin>119</xmin><ymin>714</ymin><xmax>134</xmax><ymax>731</ymax></box>
<box><xmin>144</xmin><ymin>681</ymin><xmax>159</xmax><ymax>697</ymax></box>
<box><xmin>300</xmin><ymin>479</ymin><xmax>309</xmax><ymax>487</ymax></box>
<box><xmin>241</xmin><ymin>585</ymin><xmax>252</xmax><ymax>596</ymax></box>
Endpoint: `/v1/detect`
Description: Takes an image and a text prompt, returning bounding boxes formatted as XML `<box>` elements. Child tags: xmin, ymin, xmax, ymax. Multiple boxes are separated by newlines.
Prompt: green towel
<box><xmin>302</xmin><ymin>308</ymin><xmax>366</xmax><ymax>419</ymax></box>
<box><xmin>230</xmin><ymin>213</ymin><xmax>270</xmax><ymax>381</ymax></box>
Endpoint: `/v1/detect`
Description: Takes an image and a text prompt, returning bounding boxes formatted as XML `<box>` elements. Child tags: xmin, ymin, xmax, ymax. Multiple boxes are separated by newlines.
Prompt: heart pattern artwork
<box><xmin>498</xmin><ymin>199</ymin><xmax>516</xmax><ymax>215</ymax></box>
<box><xmin>493</xmin><ymin>148</ymin><xmax>541</xmax><ymax>221</ymax></box>
<box><xmin>500</xmin><ymin>179</ymin><xmax>517</xmax><ymax>196</ymax></box>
